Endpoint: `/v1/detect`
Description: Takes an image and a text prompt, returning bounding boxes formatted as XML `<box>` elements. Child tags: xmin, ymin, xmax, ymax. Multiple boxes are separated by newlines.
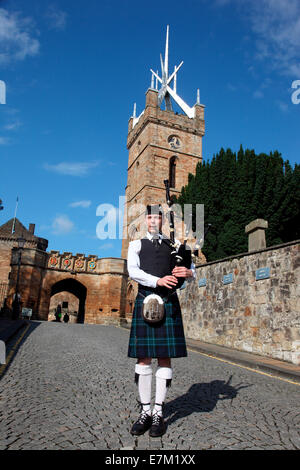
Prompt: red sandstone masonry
<box><xmin>122</xmin><ymin>88</ymin><xmax>205</xmax><ymax>259</ymax></box>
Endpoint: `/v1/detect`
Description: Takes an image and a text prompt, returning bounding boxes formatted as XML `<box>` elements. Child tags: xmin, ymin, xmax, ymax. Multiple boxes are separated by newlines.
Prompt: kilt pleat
<box><xmin>128</xmin><ymin>289</ymin><xmax>187</xmax><ymax>359</ymax></box>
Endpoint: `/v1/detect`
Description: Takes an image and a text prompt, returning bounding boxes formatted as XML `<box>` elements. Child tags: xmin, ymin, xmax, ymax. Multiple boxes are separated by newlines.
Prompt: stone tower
<box><xmin>121</xmin><ymin>26</ymin><xmax>205</xmax><ymax>259</ymax></box>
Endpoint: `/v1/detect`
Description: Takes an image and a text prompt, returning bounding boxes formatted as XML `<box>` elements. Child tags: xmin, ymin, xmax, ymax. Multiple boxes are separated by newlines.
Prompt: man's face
<box><xmin>146</xmin><ymin>214</ymin><xmax>162</xmax><ymax>234</ymax></box>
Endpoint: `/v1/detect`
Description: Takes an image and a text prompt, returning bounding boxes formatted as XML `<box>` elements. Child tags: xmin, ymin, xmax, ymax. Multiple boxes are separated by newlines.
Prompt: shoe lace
<box><xmin>152</xmin><ymin>411</ymin><xmax>161</xmax><ymax>425</ymax></box>
<box><xmin>137</xmin><ymin>411</ymin><xmax>150</xmax><ymax>424</ymax></box>
<box><xmin>136</xmin><ymin>401</ymin><xmax>151</xmax><ymax>424</ymax></box>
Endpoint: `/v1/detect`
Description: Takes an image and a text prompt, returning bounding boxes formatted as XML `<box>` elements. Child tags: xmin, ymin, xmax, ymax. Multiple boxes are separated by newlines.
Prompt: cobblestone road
<box><xmin>0</xmin><ymin>321</ymin><xmax>299</xmax><ymax>450</ymax></box>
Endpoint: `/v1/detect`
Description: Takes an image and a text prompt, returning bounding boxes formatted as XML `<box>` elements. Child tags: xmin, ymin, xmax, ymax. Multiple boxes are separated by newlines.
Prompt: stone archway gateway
<box><xmin>1</xmin><ymin>218</ymin><xmax>128</xmax><ymax>325</ymax></box>
<box><xmin>8</xmin><ymin>247</ymin><xmax>128</xmax><ymax>324</ymax></box>
<box><xmin>49</xmin><ymin>278</ymin><xmax>87</xmax><ymax>323</ymax></box>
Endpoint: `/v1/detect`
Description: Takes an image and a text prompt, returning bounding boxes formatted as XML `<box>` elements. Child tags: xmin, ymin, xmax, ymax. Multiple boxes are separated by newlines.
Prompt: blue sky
<box><xmin>0</xmin><ymin>0</ymin><xmax>299</xmax><ymax>258</ymax></box>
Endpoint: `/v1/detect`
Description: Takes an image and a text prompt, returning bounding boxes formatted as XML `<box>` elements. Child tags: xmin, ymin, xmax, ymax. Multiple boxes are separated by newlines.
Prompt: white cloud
<box><xmin>69</xmin><ymin>200</ymin><xmax>91</xmax><ymax>208</ymax></box>
<box><xmin>52</xmin><ymin>215</ymin><xmax>74</xmax><ymax>235</ymax></box>
<box><xmin>44</xmin><ymin>161</ymin><xmax>99</xmax><ymax>177</ymax></box>
<box><xmin>99</xmin><ymin>242</ymin><xmax>114</xmax><ymax>250</ymax></box>
<box><xmin>0</xmin><ymin>8</ymin><xmax>40</xmax><ymax>64</ymax></box>
<box><xmin>214</xmin><ymin>0</ymin><xmax>232</xmax><ymax>5</ymax></box>
<box><xmin>227</xmin><ymin>83</ymin><xmax>237</xmax><ymax>92</ymax></box>
<box><xmin>4</xmin><ymin>119</ymin><xmax>22</xmax><ymax>131</ymax></box>
<box><xmin>3</xmin><ymin>107</ymin><xmax>20</xmax><ymax>116</ymax></box>
<box><xmin>215</xmin><ymin>0</ymin><xmax>300</xmax><ymax>77</ymax></box>
<box><xmin>276</xmin><ymin>100</ymin><xmax>289</xmax><ymax>113</ymax></box>
<box><xmin>253</xmin><ymin>90</ymin><xmax>264</xmax><ymax>99</ymax></box>
<box><xmin>45</xmin><ymin>5</ymin><xmax>67</xmax><ymax>31</ymax></box>
<box><xmin>41</xmin><ymin>129</ymin><xmax>52</xmax><ymax>135</ymax></box>
<box><xmin>250</xmin><ymin>0</ymin><xmax>300</xmax><ymax>76</ymax></box>
<box><xmin>0</xmin><ymin>136</ymin><xmax>10</xmax><ymax>145</ymax></box>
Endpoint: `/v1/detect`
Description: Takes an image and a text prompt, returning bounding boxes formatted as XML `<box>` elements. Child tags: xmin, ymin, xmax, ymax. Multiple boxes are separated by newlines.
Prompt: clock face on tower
<box><xmin>168</xmin><ymin>135</ymin><xmax>181</xmax><ymax>149</ymax></box>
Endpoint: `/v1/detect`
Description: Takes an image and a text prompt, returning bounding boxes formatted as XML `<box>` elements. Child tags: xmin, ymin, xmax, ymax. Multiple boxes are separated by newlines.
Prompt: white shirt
<box><xmin>127</xmin><ymin>232</ymin><xmax>196</xmax><ymax>288</ymax></box>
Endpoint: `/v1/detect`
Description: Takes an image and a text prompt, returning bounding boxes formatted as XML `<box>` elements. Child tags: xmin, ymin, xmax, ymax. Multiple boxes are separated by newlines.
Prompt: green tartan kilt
<box><xmin>128</xmin><ymin>288</ymin><xmax>188</xmax><ymax>359</ymax></box>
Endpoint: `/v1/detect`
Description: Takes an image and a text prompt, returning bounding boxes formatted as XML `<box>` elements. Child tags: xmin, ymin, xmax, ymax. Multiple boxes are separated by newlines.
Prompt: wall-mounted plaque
<box><xmin>198</xmin><ymin>277</ymin><xmax>206</xmax><ymax>287</ymax></box>
<box><xmin>88</xmin><ymin>258</ymin><xmax>97</xmax><ymax>270</ymax></box>
<box><xmin>63</xmin><ymin>258</ymin><xmax>72</xmax><ymax>269</ymax></box>
<box><xmin>49</xmin><ymin>256</ymin><xmax>58</xmax><ymax>267</ymax></box>
<box><xmin>75</xmin><ymin>258</ymin><xmax>85</xmax><ymax>270</ymax></box>
<box><xmin>256</xmin><ymin>267</ymin><xmax>270</xmax><ymax>280</ymax></box>
<box><xmin>223</xmin><ymin>273</ymin><xmax>233</xmax><ymax>285</ymax></box>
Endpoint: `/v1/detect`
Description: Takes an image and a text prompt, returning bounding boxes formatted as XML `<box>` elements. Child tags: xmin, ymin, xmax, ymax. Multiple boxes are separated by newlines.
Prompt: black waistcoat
<box><xmin>138</xmin><ymin>238</ymin><xmax>172</xmax><ymax>295</ymax></box>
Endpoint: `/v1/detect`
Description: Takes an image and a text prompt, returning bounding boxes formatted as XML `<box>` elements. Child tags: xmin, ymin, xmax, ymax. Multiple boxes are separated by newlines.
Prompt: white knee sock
<box><xmin>135</xmin><ymin>363</ymin><xmax>152</xmax><ymax>416</ymax></box>
<box><xmin>153</xmin><ymin>367</ymin><xmax>172</xmax><ymax>416</ymax></box>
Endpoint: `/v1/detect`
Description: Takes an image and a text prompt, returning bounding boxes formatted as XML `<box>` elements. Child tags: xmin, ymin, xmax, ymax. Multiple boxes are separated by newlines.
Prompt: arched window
<box><xmin>169</xmin><ymin>156</ymin><xmax>176</xmax><ymax>188</ymax></box>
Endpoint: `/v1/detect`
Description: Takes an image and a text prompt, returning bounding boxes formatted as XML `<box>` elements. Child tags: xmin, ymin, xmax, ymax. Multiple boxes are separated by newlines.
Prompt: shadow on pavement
<box><xmin>0</xmin><ymin>320</ymin><xmax>41</xmax><ymax>381</ymax></box>
<box><xmin>164</xmin><ymin>375</ymin><xmax>252</xmax><ymax>427</ymax></box>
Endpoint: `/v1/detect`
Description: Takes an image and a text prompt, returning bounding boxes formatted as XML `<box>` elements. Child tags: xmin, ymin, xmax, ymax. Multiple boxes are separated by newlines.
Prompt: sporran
<box><xmin>142</xmin><ymin>294</ymin><xmax>165</xmax><ymax>324</ymax></box>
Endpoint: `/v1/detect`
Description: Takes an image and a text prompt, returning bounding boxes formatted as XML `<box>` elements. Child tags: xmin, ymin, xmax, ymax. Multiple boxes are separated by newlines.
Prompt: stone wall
<box><xmin>178</xmin><ymin>240</ymin><xmax>300</xmax><ymax>365</ymax></box>
<box><xmin>0</xmin><ymin>219</ymin><xmax>47</xmax><ymax>284</ymax></box>
<box><xmin>0</xmin><ymin>239</ymin><xmax>14</xmax><ymax>284</ymax></box>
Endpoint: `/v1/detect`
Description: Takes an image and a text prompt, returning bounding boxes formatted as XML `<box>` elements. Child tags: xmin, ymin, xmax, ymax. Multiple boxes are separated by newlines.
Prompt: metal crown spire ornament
<box><xmin>150</xmin><ymin>25</ymin><xmax>198</xmax><ymax>119</ymax></box>
<box><xmin>132</xmin><ymin>26</ymin><xmax>200</xmax><ymax>127</ymax></box>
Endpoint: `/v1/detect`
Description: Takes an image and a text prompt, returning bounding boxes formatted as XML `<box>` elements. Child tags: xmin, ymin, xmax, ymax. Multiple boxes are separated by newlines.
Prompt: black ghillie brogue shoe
<box><xmin>149</xmin><ymin>404</ymin><xmax>166</xmax><ymax>438</ymax></box>
<box><xmin>130</xmin><ymin>403</ymin><xmax>152</xmax><ymax>436</ymax></box>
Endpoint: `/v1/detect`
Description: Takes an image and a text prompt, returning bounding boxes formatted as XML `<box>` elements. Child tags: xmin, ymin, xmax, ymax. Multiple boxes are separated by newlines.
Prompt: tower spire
<box><xmin>164</xmin><ymin>25</ymin><xmax>169</xmax><ymax>79</ymax></box>
<box><xmin>150</xmin><ymin>26</ymin><xmax>196</xmax><ymax>118</ymax></box>
<box><xmin>12</xmin><ymin>196</ymin><xmax>19</xmax><ymax>234</ymax></box>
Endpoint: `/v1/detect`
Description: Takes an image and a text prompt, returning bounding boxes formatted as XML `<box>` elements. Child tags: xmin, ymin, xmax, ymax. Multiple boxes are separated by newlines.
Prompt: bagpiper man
<box><xmin>127</xmin><ymin>204</ymin><xmax>195</xmax><ymax>437</ymax></box>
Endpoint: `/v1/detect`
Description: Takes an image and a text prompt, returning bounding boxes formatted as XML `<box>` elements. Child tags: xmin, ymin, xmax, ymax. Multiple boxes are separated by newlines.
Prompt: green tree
<box><xmin>177</xmin><ymin>147</ymin><xmax>300</xmax><ymax>262</ymax></box>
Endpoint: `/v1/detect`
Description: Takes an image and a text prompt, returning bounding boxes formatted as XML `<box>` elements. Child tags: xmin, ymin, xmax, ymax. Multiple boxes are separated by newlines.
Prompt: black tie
<box><xmin>152</xmin><ymin>234</ymin><xmax>160</xmax><ymax>248</ymax></box>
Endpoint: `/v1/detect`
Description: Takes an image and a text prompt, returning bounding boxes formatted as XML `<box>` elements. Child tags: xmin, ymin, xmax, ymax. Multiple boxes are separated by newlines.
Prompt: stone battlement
<box><xmin>47</xmin><ymin>251</ymin><xmax>126</xmax><ymax>275</ymax></box>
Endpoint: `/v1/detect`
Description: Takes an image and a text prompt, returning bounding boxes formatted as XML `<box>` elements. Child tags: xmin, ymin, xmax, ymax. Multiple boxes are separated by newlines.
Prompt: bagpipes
<box><xmin>163</xmin><ymin>179</ymin><xmax>192</xmax><ymax>289</ymax></box>
<box><xmin>191</xmin><ymin>222</ymin><xmax>212</xmax><ymax>262</ymax></box>
<box><xmin>163</xmin><ymin>179</ymin><xmax>212</xmax><ymax>287</ymax></box>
